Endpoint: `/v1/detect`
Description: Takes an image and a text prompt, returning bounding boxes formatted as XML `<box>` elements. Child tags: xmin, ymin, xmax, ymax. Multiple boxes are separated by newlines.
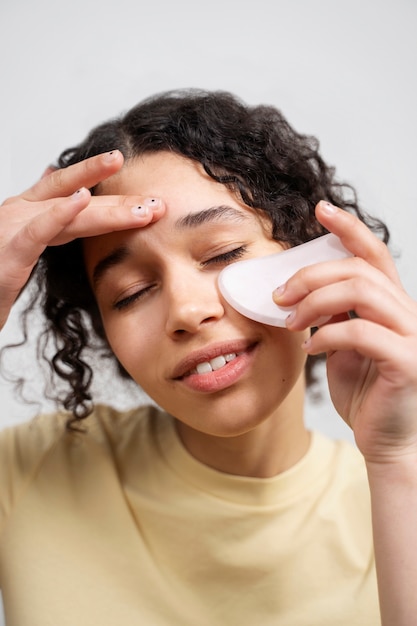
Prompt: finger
<box><xmin>48</xmin><ymin>196</ymin><xmax>166</xmax><ymax>244</ymax></box>
<box><xmin>9</xmin><ymin>188</ymin><xmax>92</xmax><ymax>269</ymax></box>
<box><xmin>41</xmin><ymin>165</ymin><xmax>57</xmax><ymax>179</ymax></box>
<box><xmin>0</xmin><ymin>188</ymin><xmax>92</xmax><ymax>330</ymax></box>
<box><xmin>302</xmin><ymin>318</ymin><xmax>417</xmax><ymax>380</ymax></box>
<box><xmin>274</xmin><ymin>256</ymin><xmax>415</xmax><ymax>318</ymax></box>
<box><xmin>2</xmin><ymin>192</ymin><xmax>165</xmax><ymax>226</ymax></box>
<box><xmin>315</xmin><ymin>201</ymin><xmax>402</xmax><ymax>285</ymax></box>
<box><xmin>23</xmin><ymin>150</ymin><xmax>124</xmax><ymax>202</ymax></box>
<box><xmin>286</xmin><ymin>276</ymin><xmax>417</xmax><ymax>336</ymax></box>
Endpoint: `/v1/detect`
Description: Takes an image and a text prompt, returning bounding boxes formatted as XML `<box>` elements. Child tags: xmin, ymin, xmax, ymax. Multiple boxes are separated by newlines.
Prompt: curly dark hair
<box><xmin>16</xmin><ymin>88</ymin><xmax>389</xmax><ymax>429</ymax></box>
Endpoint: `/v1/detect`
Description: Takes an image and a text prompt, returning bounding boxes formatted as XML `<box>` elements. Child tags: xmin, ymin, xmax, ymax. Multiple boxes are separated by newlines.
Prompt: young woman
<box><xmin>1</xmin><ymin>90</ymin><xmax>416</xmax><ymax>625</ymax></box>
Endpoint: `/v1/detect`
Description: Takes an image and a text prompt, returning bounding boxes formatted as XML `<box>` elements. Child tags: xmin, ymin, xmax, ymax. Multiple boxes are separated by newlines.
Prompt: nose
<box><xmin>164</xmin><ymin>269</ymin><xmax>225</xmax><ymax>337</ymax></box>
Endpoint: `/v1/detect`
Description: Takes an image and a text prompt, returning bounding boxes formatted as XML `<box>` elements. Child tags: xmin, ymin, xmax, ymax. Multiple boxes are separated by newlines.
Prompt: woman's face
<box><xmin>83</xmin><ymin>152</ymin><xmax>308</xmax><ymax>437</ymax></box>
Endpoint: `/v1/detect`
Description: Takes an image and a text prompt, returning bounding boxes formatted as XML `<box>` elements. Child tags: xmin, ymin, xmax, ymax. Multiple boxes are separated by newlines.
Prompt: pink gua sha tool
<box><xmin>218</xmin><ymin>233</ymin><xmax>353</xmax><ymax>327</ymax></box>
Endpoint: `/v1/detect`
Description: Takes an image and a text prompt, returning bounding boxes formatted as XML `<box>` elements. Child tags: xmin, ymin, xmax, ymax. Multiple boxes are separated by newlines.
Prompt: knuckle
<box><xmin>349</xmin><ymin>317</ymin><xmax>369</xmax><ymax>341</ymax></box>
<box><xmin>83</xmin><ymin>154</ymin><xmax>100</xmax><ymax>175</ymax></box>
<box><xmin>45</xmin><ymin>168</ymin><xmax>66</xmax><ymax>196</ymax></box>
<box><xmin>23</xmin><ymin>220</ymin><xmax>40</xmax><ymax>245</ymax></box>
<box><xmin>118</xmin><ymin>195</ymin><xmax>132</xmax><ymax>207</ymax></box>
<box><xmin>350</xmin><ymin>256</ymin><xmax>367</xmax><ymax>271</ymax></box>
<box><xmin>1</xmin><ymin>194</ymin><xmax>20</xmax><ymax>207</ymax></box>
<box><xmin>373</xmin><ymin>236</ymin><xmax>389</xmax><ymax>256</ymax></box>
<box><xmin>292</xmin><ymin>266</ymin><xmax>312</xmax><ymax>293</ymax></box>
<box><xmin>350</xmin><ymin>274</ymin><xmax>369</xmax><ymax>298</ymax></box>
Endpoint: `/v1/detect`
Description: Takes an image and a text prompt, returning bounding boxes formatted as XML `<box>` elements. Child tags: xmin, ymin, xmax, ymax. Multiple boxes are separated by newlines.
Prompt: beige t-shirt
<box><xmin>0</xmin><ymin>405</ymin><xmax>379</xmax><ymax>625</ymax></box>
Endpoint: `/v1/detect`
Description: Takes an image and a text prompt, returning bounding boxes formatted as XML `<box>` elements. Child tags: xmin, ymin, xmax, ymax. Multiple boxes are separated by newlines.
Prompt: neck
<box><xmin>175</xmin><ymin>377</ymin><xmax>310</xmax><ymax>478</ymax></box>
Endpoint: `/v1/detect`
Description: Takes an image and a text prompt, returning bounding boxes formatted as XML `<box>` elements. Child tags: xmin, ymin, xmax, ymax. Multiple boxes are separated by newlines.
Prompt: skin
<box><xmin>83</xmin><ymin>152</ymin><xmax>417</xmax><ymax>622</ymax></box>
<box><xmin>83</xmin><ymin>152</ymin><xmax>310</xmax><ymax>478</ymax></box>
<box><xmin>2</xmin><ymin>147</ymin><xmax>417</xmax><ymax>624</ymax></box>
<box><xmin>275</xmin><ymin>202</ymin><xmax>417</xmax><ymax>625</ymax></box>
<box><xmin>0</xmin><ymin>150</ymin><xmax>165</xmax><ymax>331</ymax></box>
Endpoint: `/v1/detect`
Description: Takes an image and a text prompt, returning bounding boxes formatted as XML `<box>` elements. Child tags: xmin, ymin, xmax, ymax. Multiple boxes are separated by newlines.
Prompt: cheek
<box><xmin>269</xmin><ymin>328</ymin><xmax>309</xmax><ymax>380</ymax></box>
<box><xmin>102</xmin><ymin>312</ymin><xmax>164</xmax><ymax>383</ymax></box>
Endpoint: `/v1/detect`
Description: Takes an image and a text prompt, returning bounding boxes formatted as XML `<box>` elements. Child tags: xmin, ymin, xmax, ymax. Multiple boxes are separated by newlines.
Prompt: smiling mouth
<box><xmin>174</xmin><ymin>343</ymin><xmax>257</xmax><ymax>380</ymax></box>
<box><xmin>189</xmin><ymin>351</ymin><xmax>242</xmax><ymax>376</ymax></box>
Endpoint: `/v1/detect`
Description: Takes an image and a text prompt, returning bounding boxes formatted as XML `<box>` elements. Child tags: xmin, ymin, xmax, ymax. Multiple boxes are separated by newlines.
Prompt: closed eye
<box><xmin>113</xmin><ymin>285</ymin><xmax>155</xmax><ymax>311</ymax></box>
<box><xmin>202</xmin><ymin>246</ymin><xmax>247</xmax><ymax>266</ymax></box>
<box><xmin>113</xmin><ymin>246</ymin><xmax>248</xmax><ymax>310</ymax></box>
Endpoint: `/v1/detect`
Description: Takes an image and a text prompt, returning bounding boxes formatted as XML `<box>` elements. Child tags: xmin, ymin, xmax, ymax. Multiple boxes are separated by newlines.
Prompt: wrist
<box><xmin>365</xmin><ymin>448</ymin><xmax>417</xmax><ymax>485</ymax></box>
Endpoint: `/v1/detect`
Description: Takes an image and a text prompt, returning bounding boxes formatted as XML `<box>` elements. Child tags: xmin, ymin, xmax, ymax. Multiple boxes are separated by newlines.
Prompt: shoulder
<box><xmin>0</xmin><ymin>404</ymin><xmax>162</xmax><ymax>526</ymax></box>
<box><xmin>0</xmin><ymin>403</ymin><xmax>160</xmax><ymax>452</ymax></box>
<box><xmin>311</xmin><ymin>432</ymin><xmax>371</xmax><ymax>525</ymax></box>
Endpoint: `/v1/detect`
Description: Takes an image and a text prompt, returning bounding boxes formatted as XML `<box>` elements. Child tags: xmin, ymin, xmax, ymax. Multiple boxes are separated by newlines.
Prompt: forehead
<box><xmin>95</xmin><ymin>151</ymin><xmax>273</xmax><ymax>240</ymax></box>
<box><xmin>84</xmin><ymin>151</ymin><xmax>273</xmax><ymax>276</ymax></box>
<box><xmin>84</xmin><ymin>153</ymin><xmax>280</xmax><ymax>290</ymax></box>
<box><xmin>98</xmin><ymin>151</ymin><xmax>238</xmax><ymax>209</ymax></box>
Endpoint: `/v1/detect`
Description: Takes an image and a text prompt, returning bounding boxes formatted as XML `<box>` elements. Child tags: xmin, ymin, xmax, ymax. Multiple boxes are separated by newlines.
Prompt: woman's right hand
<box><xmin>0</xmin><ymin>150</ymin><xmax>165</xmax><ymax>331</ymax></box>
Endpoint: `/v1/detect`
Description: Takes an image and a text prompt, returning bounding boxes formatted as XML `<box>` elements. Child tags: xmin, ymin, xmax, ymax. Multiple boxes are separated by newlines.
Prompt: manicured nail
<box><xmin>102</xmin><ymin>150</ymin><xmax>119</xmax><ymax>162</ymax></box>
<box><xmin>71</xmin><ymin>187</ymin><xmax>87</xmax><ymax>199</ymax></box>
<box><xmin>273</xmin><ymin>284</ymin><xmax>286</xmax><ymax>300</ymax></box>
<box><xmin>321</xmin><ymin>201</ymin><xmax>338</xmax><ymax>214</ymax></box>
<box><xmin>131</xmin><ymin>205</ymin><xmax>149</xmax><ymax>217</ymax></box>
<box><xmin>302</xmin><ymin>337</ymin><xmax>312</xmax><ymax>351</ymax></box>
<box><xmin>143</xmin><ymin>197</ymin><xmax>161</xmax><ymax>207</ymax></box>
<box><xmin>131</xmin><ymin>198</ymin><xmax>161</xmax><ymax>217</ymax></box>
<box><xmin>285</xmin><ymin>311</ymin><xmax>296</xmax><ymax>326</ymax></box>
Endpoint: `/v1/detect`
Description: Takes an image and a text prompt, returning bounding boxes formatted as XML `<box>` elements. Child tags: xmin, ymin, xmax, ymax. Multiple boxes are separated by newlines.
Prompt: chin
<box><xmin>168</xmin><ymin>394</ymin><xmax>284</xmax><ymax>438</ymax></box>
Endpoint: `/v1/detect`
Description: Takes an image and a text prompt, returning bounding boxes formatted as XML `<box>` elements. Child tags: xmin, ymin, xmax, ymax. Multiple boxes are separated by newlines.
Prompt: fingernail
<box><xmin>273</xmin><ymin>284</ymin><xmax>286</xmax><ymax>300</ymax></box>
<box><xmin>131</xmin><ymin>205</ymin><xmax>149</xmax><ymax>217</ymax></box>
<box><xmin>71</xmin><ymin>187</ymin><xmax>87</xmax><ymax>199</ymax></box>
<box><xmin>131</xmin><ymin>198</ymin><xmax>161</xmax><ymax>217</ymax></box>
<box><xmin>302</xmin><ymin>337</ymin><xmax>312</xmax><ymax>351</ymax></box>
<box><xmin>321</xmin><ymin>201</ymin><xmax>338</xmax><ymax>214</ymax></box>
<box><xmin>102</xmin><ymin>150</ymin><xmax>119</xmax><ymax>162</ymax></box>
<box><xmin>285</xmin><ymin>311</ymin><xmax>296</xmax><ymax>326</ymax></box>
<box><xmin>143</xmin><ymin>197</ymin><xmax>161</xmax><ymax>207</ymax></box>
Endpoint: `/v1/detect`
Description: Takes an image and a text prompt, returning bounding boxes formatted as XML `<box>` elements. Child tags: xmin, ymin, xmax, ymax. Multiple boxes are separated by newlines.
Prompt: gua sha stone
<box><xmin>218</xmin><ymin>233</ymin><xmax>353</xmax><ymax>327</ymax></box>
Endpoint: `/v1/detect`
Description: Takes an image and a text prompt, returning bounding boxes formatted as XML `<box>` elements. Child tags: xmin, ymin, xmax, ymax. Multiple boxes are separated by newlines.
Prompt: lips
<box><xmin>172</xmin><ymin>340</ymin><xmax>256</xmax><ymax>380</ymax></box>
<box><xmin>192</xmin><ymin>352</ymin><xmax>241</xmax><ymax>375</ymax></box>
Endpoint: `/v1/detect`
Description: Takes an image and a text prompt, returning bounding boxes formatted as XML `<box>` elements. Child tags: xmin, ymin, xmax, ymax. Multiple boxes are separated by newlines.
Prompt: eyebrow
<box><xmin>174</xmin><ymin>205</ymin><xmax>250</xmax><ymax>229</ymax></box>
<box><xmin>92</xmin><ymin>245</ymin><xmax>130</xmax><ymax>290</ymax></box>
<box><xmin>92</xmin><ymin>205</ymin><xmax>250</xmax><ymax>290</ymax></box>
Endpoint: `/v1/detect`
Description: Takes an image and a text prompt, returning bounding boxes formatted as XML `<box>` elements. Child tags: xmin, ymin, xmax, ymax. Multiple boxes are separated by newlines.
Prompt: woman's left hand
<box><xmin>274</xmin><ymin>200</ymin><xmax>417</xmax><ymax>466</ymax></box>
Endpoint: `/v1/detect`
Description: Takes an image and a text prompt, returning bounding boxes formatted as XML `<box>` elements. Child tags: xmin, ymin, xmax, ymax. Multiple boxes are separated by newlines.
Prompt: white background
<box><xmin>0</xmin><ymin>0</ymin><xmax>416</xmax><ymax>622</ymax></box>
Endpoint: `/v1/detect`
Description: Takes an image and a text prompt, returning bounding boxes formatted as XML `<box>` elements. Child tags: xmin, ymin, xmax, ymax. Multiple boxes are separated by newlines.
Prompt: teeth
<box><xmin>196</xmin><ymin>362</ymin><xmax>213</xmax><ymax>374</ymax></box>
<box><xmin>193</xmin><ymin>352</ymin><xmax>237</xmax><ymax>375</ymax></box>
<box><xmin>211</xmin><ymin>355</ymin><xmax>227</xmax><ymax>371</ymax></box>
